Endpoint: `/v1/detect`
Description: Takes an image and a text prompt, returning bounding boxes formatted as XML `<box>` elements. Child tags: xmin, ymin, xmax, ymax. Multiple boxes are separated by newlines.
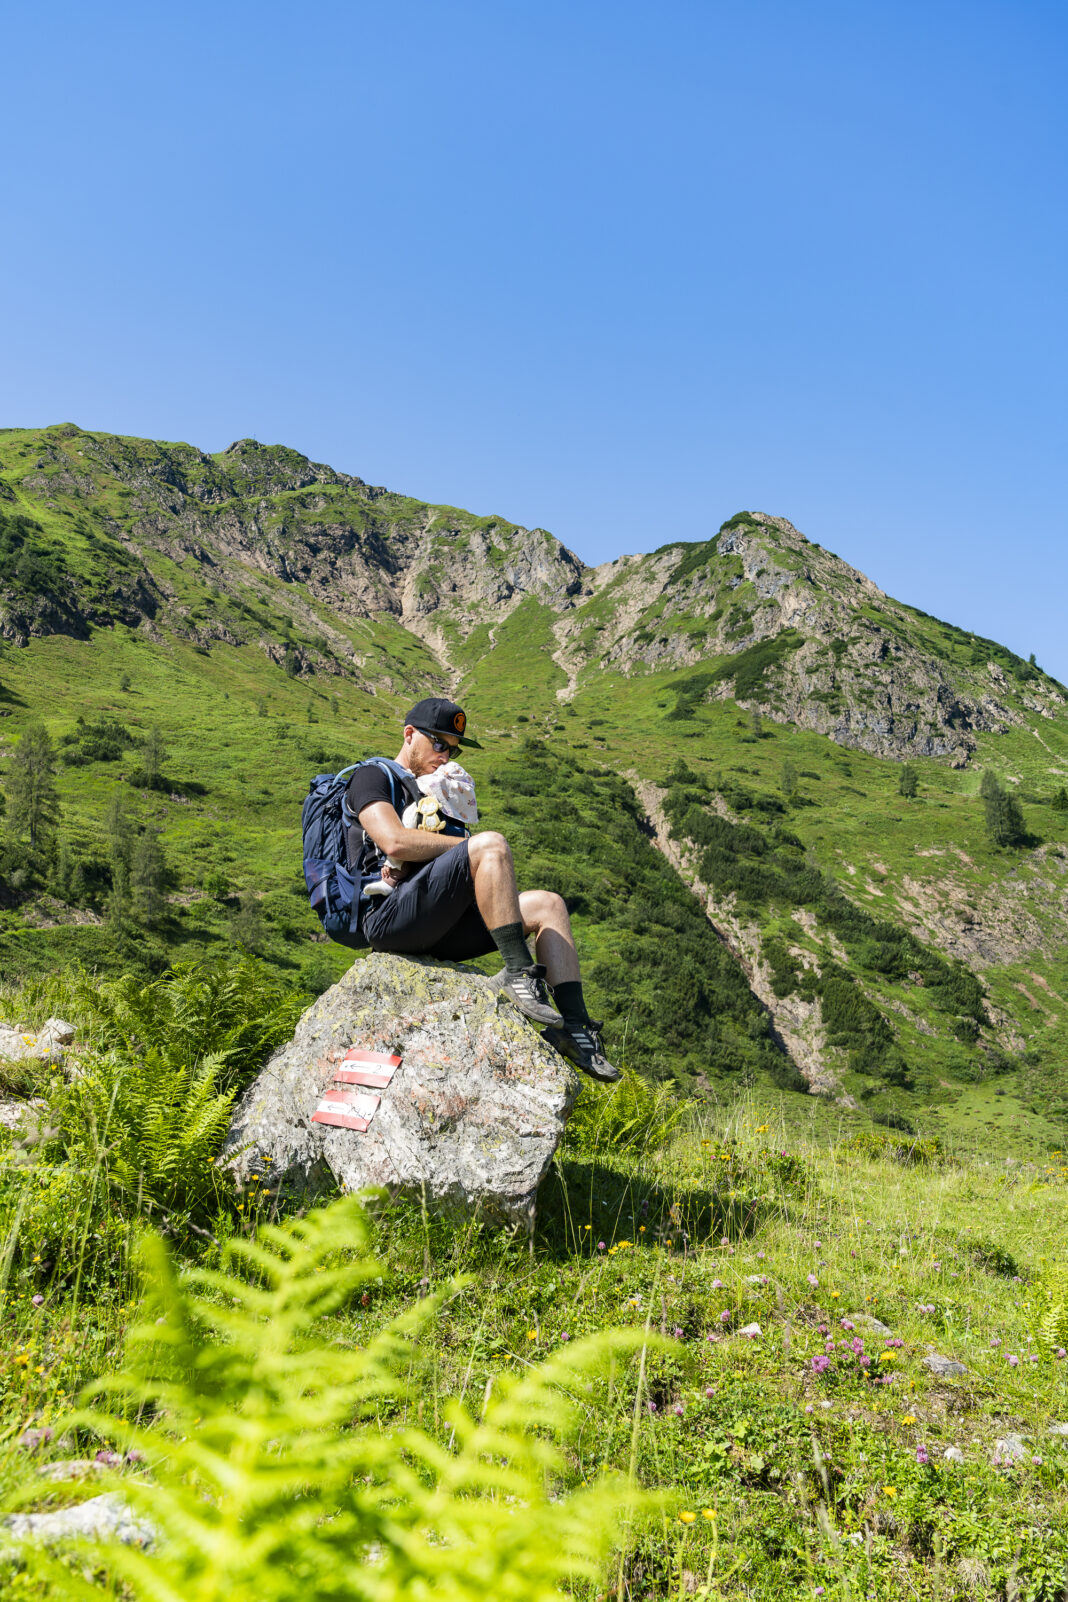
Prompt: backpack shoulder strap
<box><xmin>341</xmin><ymin>757</ymin><xmax>420</xmax><ymax>834</ymax></box>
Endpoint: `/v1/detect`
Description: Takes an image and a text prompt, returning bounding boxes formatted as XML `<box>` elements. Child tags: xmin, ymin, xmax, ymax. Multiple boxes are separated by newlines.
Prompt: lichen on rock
<box><xmin>224</xmin><ymin>953</ymin><xmax>578</xmax><ymax>1224</ymax></box>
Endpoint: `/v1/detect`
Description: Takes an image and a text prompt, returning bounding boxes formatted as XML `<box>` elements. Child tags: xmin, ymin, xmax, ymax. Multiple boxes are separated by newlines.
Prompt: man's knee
<box><xmin>469</xmin><ymin>830</ymin><xmax>511</xmax><ymax>867</ymax></box>
<box><xmin>522</xmin><ymin>888</ymin><xmax>568</xmax><ymax>925</ymax></box>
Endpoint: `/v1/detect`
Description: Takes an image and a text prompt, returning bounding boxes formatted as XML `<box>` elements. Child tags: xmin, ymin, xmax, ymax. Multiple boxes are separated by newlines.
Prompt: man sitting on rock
<box><xmin>347</xmin><ymin>696</ymin><xmax>620</xmax><ymax>1083</ymax></box>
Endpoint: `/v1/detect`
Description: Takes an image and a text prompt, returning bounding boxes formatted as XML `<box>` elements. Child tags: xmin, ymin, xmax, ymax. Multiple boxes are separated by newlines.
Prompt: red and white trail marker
<box><xmin>311</xmin><ymin>1049</ymin><xmax>402</xmax><ymax>1131</ymax></box>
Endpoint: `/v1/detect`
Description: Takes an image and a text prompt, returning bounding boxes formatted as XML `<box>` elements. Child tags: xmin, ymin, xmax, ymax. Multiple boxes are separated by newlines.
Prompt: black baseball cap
<box><xmin>403</xmin><ymin>696</ymin><xmax>481</xmax><ymax>749</ymax></box>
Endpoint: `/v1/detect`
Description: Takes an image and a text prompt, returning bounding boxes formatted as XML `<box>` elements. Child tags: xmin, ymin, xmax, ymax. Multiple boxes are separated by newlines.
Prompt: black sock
<box><xmin>552</xmin><ymin>981</ymin><xmax>589</xmax><ymax>1028</ymax></box>
<box><xmin>490</xmin><ymin>921</ymin><xmax>533</xmax><ymax>973</ymax></box>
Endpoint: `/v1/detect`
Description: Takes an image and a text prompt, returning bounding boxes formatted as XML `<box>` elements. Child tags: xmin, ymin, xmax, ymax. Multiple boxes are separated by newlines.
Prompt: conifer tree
<box><xmin>140</xmin><ymin>724</ymin><xmax>168</xmax><ymax>790</ymax></box>
<box><xmin>6</xmin><ymin>721</ymin><xmax>59</xmax><ymax>848</ymax></box>
<box><xmin>983</xmin><ymin>775</ymin><xmax>1026</xmax><ymax>848</ymax></box>
<box><xmin>107</xmin><ymin>789</ymin><xmax>135</xmax><ymax>914</ymax></box>
<box><xmin>898</xmin><ymin>765</ymin><xmax>918</xmax><ymax>799</ymax></box>
<box><xmin>1053</xmin><ymin>786</ymin><xmax>1068</xmax><ymax>813</ymax></box>
<box><xmin>132</xmin><ymin>827</ymin><xmax>167</xmax><ymax>924</ymax></box>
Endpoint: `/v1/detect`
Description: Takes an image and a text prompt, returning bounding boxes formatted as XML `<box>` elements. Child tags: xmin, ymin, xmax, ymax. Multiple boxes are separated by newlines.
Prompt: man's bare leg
<box><xmin>518</xmin><ymin>888</ymin><xmax>580</xmax><ymax>987</ymax></box>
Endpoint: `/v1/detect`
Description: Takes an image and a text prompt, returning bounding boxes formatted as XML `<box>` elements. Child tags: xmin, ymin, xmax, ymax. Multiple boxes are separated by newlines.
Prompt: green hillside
<box><xmin>2</xmin><ymin>423</ymin><xmax>1068</xmax><ymax>1153</ymax></box>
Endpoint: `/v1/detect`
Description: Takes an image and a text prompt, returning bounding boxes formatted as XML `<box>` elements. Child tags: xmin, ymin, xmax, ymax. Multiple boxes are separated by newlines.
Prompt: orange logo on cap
<box><xmin>453</xmin><ymin>711</ymin><xmax>466</xmax><ymax>734</ymax></box>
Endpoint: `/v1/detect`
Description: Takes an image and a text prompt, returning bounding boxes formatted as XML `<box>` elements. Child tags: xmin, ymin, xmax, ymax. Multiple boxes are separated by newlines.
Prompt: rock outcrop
<box><xmin>223</xmin><ymin>954</ymin><xmax>577</xmax><ymax>1223</ymax></box>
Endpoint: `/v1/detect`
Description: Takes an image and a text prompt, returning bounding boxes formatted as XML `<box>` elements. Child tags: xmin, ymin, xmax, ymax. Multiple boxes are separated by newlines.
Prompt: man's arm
<box><xmin>358</xmin><ymin>801</ymin><xmax>464</xmax><ymax>864</ymax></box>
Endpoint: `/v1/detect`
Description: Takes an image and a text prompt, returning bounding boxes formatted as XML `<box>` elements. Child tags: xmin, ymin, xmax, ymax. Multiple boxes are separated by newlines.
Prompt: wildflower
<box><xmin>859</xmin><ymin>1355</ymin><xmax>871</xmax><ymax>1367</ymax></box>
<box><xmin>597</xmin><ymin>1241</ymin><xmax>605</xmax><ymax>1251</ymax></box>
<box><xmin>673</xmin><ymin>1404</ymin><xmax>684</xmax><ymax>1416</ymax></box>
<box><xmin>1056</xmin><ymin>1349</ymin><xmax>1067</xmax><ymax>1360</ymax></box>
<box><xmin>757</xmin><ymin>1124</ymin><xmax>768</xmax><ymax>1133</ymax></box>
<box><xmin>705</xmin><ymin>1386</ymin><xmax>715</xmax><ymax>1398</ymax></box>
<box><xmin>804</xmin><ymin>1403</ymin><xmax>814</xmax><ymax>1414</ymax></box>
<box><xmin>879</xmin><ymin>1351</ymin><xmax>895</xmax><ymax>1363</ymax></box>
<box><xmin>32</xmin><ymin>1256</ymin><xmax>41</xmax><ymax>1265</ymax></box>
<box><xmin>527</xmin><ymin>1330</ymin><xmax>537</xmax><ymax>1341</ymax></box>
<box><xmin>882</xmin><ymin>1486</ymin><xmax>897</xmax><ymax>1498</ymax></box>
<box><xmin>916</xmin><ymin>1445</ymin><xmax>929</xmax><ymax>1466</ymax></box>
<box><xmin>1007</xmin><ymin>1354</ymin><xmax>1019</xmax><ymax>1367</ymax></box>
<box><xmin>647</xmin><ymin>1401</ymin><xmax>658</xmax><ymax>1413</ymax></box>
<box><xmin>831</xmin><ymin>1291</ymin><xmax>840</xmax><ymax>1299</ymax></box>
<box><xmin>639</xmin><ymin>1225</ymin><xmax>646</xmax><ymax>1233</ymax></box>
<box><xmin>810</xmin><ymin>1354</ymin><xmax>831</xmax><ymax>1375</ymax></box>
<box><xmin>674</xmin><ymin>1327</ymin><xmax>684</xmax><ymax>1339</ymax></box>
<box><xmin>31</xmin><ymin>1295</ymin><xmax>43</xmax><ymax>1308</ymax></box>
<box><xmin>990</xmin><ymin>1336</ymin><xmax>1001</xmax><ymax>1346</ymax></box>
<box><xmin>840</xmin><ymin>1318</ymin><xmax>855</xmax><ymax>1331</ymax></box>
<box><xmin>1033</xmin><ymin>1455</ymin><xmax>1043</xmax><ymax>1466</ymax></box>
<box><xmin>560</xmin><ymin>1332</ymin><xmax>570</xmax><ymax>1342</ymax></box>
<box><xmin>720</xmin><ymin>1237</ymin><xmax>729</xmax><ymax>1247</ymax></box>
<box><xmin>757</xmin><ymin>1251</ymin><xmax>765</xmax><ymax>1259</ymax></box>
<box><xmin>807</xmin><ymin>1273</ymin><xmax>818</xmax><ymax>1287</ymax></box>
<box><xmin>902</xmin><ymin>1415</ymin><xmax>916</xmax><ymax>1425</ymax></box>
<box><xmin>719</xmin><ymin>1310</ymin><xmax>730</xmax><ymax>1324</ymax></box>
<box><xmin>678</xmin><ymin>1510</ymin><xmax>696</xmax><ymax>1524</ymax></box>
<box><xmin>814</xmin><ymin>1239</ymin><xmax>822</xmax><ymax>1249</ymax></box>
<box><xmin>712</xmin><ymin>1278</ymin><xmax>724</xmax><ymax>1289</ymax></box>
<box><xmin>701</xmin><ymin>1508</ymin><xmax>716</xmax><ymax>1521</ymax></box>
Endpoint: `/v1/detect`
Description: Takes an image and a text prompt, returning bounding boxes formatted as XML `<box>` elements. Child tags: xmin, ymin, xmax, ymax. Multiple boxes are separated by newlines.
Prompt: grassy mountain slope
<box><xmin>1</xmin><ymin>424</ymin><xmax>1067</xmax><ymax>1154</ymax></box>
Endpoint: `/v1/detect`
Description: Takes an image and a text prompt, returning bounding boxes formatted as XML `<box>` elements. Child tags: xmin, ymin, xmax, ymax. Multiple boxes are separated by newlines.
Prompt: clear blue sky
<box><xmin>4</xmin><ymin>0</ymin><xmax>1066</xmax><ymax>680</ymax></box>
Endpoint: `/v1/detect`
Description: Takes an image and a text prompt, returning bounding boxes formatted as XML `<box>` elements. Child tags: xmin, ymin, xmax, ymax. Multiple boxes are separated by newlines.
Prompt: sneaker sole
<box><xmin>542</xmin><ymin>1027</ymin><xmax>622</xmax><ymax>1083</ymax></box>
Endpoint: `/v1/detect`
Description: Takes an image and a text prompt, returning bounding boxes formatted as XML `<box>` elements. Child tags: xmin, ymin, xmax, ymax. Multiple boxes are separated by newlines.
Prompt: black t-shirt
<box><xmin>345</xmin><ymin>763</ymin><xmax>419</xmax><ymax>876</ymax></box>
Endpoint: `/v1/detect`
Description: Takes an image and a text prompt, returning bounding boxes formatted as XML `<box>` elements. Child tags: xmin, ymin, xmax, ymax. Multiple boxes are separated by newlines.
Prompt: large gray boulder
<box><xmin>223</xmin><ymin>954</ymin><xmax>578</xmax><ymax>1223</ymax></box>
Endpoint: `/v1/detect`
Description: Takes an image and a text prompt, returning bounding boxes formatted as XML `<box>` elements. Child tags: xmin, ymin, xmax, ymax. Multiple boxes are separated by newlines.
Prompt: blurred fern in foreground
<box><xmin>20</xmin><ymin>1195</ymin><xmax>651</xmax><ymax>1601</ymax></box>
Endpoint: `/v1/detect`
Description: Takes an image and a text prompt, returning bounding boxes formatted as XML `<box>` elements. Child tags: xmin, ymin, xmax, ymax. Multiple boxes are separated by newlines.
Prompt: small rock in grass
<box><xmin>3</xmin><ymin>1493</ymin><xmax>153</xmax><ymax>1548</ymax></box>
<box><xmin>851</xmin><ymin>1314</ymin><xmax>893</xmax><ymax>1337</ymax></box>
<box><xmin>1048</xmin><ymin>1423</ymin><xmax>1068</xmax><ymax>1437</ymax></box>
<box><xmin>943</xmin><ymin>1446</ymin><xmax>965</xmax><ymax>1463</ymax></box>
<box><xmin>737</xmin><ymin>1322</ymin><xmax>762</xmax><ymax>1339</ymax></box>
<box><xmin>993</xmin><ymin>1434</ymin><xmax>1028</xmax><ymax>1464</ymax></box>
<box><xmin>923</xmin><ymin>1354</ymin><xmax>967</xmax><ymax>1377</ymax></box>
<box><xmin>36</xmin><ymin>1460</ymin><xmax>107</xmax><ymax>1483</ymax></box>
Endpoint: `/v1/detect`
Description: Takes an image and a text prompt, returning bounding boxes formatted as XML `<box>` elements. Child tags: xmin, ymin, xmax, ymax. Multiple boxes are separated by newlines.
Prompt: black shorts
<box><xmin>360</xmin><ymin>841</ymin><xmax>497</xmax><ymax>962</ymax></box>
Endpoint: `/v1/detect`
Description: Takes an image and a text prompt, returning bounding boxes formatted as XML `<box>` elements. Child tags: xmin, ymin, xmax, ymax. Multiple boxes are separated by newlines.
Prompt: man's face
<box><xmin>405</xmin><ymin>725</ymin><xmax>459</xmax><ymax>776</ymax></box>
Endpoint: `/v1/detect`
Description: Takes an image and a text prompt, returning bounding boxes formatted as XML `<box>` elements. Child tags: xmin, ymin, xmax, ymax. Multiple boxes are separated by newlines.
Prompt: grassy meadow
<box><xmin>0</xmin><ymin>985</ymin><xmax>1066</xmax><ymax>1600</ymax></box>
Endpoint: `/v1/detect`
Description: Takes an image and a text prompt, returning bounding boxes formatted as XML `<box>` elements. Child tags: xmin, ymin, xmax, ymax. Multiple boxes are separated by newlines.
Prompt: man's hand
<box><xmin>358</xmin><ymin>801</ymin><xmax>463</xmax><ymax>864</ymax></box>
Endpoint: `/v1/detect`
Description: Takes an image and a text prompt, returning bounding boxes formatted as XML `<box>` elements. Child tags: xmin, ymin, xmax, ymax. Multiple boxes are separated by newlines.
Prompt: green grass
<box><xmin>2</xmin><ymin>1070</ymin><xmax>1068</xmax><ymax>1599</ymax></box>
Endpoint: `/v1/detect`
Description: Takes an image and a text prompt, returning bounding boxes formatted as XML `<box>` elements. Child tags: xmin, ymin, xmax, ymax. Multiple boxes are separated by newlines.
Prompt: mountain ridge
<box><xmin>3</xmin><ymin>424</ymin><xmax>1063</xmax><ymax>765</ymax></box>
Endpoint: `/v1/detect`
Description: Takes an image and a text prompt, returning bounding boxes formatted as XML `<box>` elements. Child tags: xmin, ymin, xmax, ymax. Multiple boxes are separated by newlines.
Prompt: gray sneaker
<box><xmin>541</xmin><ymin>1019</ymin><xmax>622</xmax><ymax>1083</ymax></box>
<box><xmin>490</xmin><ymin>964</ymin><xmax>560</xmax><ymax>1025</ymax></box>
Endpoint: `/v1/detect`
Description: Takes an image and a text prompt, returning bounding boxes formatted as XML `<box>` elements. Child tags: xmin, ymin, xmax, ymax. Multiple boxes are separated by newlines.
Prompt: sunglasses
<box><xmin>417</xmin><ymin>728</ymin><xmax>458</xmax><ymax>756</ymax></box>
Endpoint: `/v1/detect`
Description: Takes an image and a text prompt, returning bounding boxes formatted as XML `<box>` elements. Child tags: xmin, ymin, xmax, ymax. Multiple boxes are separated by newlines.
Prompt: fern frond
<box><xmin>44</xmin><ymin>1195</ymin><xmax>654</xmax><ymax>1602</ymax></box>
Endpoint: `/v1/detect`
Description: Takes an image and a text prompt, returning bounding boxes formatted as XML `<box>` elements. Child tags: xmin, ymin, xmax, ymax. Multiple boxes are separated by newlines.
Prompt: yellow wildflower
<box><xmin>701</xmin><ymin>1508</ymin><xmax>717</xmax><ymax>1521</ymax></box>
<box><xmin>902</xmin><ymin>1415</ymin><xmax>916</xmax><ymax>1425</ymax></box>
<box><xmin>882</xmin><ymin>1486</ymin><xmax>897</xmax><ymax>1498</ymax></box>
<box><xmin>678</xmin><ymin>1511</ymin><xmax>696</xmax><ymax>1524</ymax></box>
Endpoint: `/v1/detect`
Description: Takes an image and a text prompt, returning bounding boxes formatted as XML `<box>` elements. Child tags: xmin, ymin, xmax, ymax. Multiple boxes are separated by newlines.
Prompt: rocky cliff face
<box><xmin>553</xmin><ymin>512</ymin><xmax>1065</xmax><ymax>762</ymax></box>
<box><xmin>1</xmin><ymin>427</ymin><xmax>1063</xmax><ymax>761</ymax></box>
